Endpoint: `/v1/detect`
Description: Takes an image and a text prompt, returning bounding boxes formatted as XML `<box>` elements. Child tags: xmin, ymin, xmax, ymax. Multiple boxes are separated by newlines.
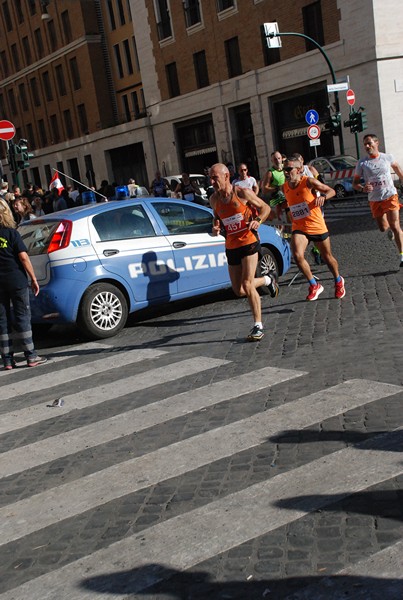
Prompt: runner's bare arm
<box><xmin>391</xmin><ymin>160</ymin><xmax>403</xmax><ymax>182</ymax></box>
<box><xmin>307</xmin><ymin>177</ymin><xmax>336</xmax><ymax>205</ymax></box>
<box><xmin>236</xmin><ymin>187</ymin><xmax>271</xmax><ymax>223</ymax></box>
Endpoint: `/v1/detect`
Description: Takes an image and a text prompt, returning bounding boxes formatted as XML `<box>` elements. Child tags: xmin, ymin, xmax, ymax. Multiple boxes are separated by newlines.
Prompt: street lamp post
<box><xmin>265</xmin><ymin>29</ymin><xmax>345</xmax><ymax>155</ymax></box>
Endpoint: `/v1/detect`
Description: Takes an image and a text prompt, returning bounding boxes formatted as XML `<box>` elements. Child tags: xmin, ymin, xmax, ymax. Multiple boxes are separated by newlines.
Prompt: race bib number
<box><xmin>222</xmin><ymin>213</ymin><xmax>246</xmax><ymax>233</ymax></box>
<box><xmin>290</xmin><ymin>201</ymin><xmax>310</xmax><ymax>220</ymax></box>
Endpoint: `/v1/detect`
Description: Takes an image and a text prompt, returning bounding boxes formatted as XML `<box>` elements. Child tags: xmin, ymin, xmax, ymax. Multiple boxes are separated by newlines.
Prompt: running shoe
<box><xmin>267</xmin><ymin>271</ymin><xmax>279</xmax><ymax>298</ymax></box>
<box><xmin>27</xmin><ymin>356</ymin><xmax>48</xmax><ymax>367</ymax></box>
<box><xmin>306</xmin><ymin>283</ymin><xmax>324</xmax><ymax>301</ymax></box>
<box><xmin>3</xmin><ymin>359</ymin><xmax>17</xmax><ymax>371</ymax></box>
<box><xmin>247</xmin><ymin>325</ymin><xmax>264</xmax><ymax>341</ymax></box>
<box><xmin>334</xmin><ymin>276</ymin><xmax>346</xmax><ymax>299</ymax></box>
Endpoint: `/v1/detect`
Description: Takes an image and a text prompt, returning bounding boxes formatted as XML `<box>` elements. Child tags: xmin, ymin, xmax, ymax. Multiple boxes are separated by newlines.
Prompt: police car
<box><xmin>19</xmin><ymin>198</ymin><xmax>291</xmax><ymax>339</ymax></box>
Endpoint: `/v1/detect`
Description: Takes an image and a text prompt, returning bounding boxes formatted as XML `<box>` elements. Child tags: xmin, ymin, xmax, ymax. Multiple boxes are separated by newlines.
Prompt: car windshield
<box><xmin>330</xmin><ymin>156</ymin><xmax>357</xmax><ymax>170</ymax></box>
<box><xmin>18</xmin><ymin>220</ymin><xmax>61</xmax><ymax>255</ymax></box>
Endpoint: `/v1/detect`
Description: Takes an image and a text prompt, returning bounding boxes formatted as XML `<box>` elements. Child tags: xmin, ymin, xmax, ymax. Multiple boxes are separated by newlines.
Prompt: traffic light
<box><xmin>326</xmin><ymin>113</ymin><xmax>341</xmax><ymax>136</ymax></box>
<box><xmin>7</xmin><ymin>144</ymin><xmax>17</xmax><ymax>173</ymax></box>
<box><xmin>15</xmin><ymin>139</ymin><xmax>34</xmax><ymax>170</ymax></box>
<box><xmin>344</xmin><ymin>110</ymin><xmax>368</xmax><ymax>134</ymax></box>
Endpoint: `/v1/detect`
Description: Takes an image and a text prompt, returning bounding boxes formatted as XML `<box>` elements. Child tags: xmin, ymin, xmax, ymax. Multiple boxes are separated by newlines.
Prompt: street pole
<box><xmin>265</xmin><ymin>30</ymin><xmax>345</xmax><ymax>155</ymax></box>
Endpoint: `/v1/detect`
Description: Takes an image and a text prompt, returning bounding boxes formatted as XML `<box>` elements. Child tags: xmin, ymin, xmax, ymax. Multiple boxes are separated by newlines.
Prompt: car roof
<box><xmin>20</xmin><ymin>197</ymin><xmax>213</xmax><ymax>223</ymax></box>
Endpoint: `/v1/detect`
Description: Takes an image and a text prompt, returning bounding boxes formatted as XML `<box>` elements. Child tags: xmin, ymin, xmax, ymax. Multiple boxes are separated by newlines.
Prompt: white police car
<box><xmin>19</xmin><ymin>198</ymin><xmax>291</xmax><ymax>339</ymax></box>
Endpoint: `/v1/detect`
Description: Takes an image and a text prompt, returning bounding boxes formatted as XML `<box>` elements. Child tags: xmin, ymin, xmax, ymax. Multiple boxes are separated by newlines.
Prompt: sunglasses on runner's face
<box><xmin>283</xmin><ymin>167</ymin><xmax>294</xmax><ymax>172</ymax></box>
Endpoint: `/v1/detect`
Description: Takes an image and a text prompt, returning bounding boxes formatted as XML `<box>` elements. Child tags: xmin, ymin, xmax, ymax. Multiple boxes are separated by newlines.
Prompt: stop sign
<box><xmin>346</xmin><ymin>89</ymin><xmax>355</xmax><ymax>106</ymax></box>
<box><xmin>0</xmin><ymin>120</ymin><xmax>16</xmax><ymax>141</ymax></box>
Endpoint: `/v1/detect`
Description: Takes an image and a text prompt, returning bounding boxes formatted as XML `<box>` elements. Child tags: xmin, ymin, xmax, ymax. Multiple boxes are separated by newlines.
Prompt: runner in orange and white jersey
<box><xmin>283</xmin><ymin>157</ymin><xmax>346</xmax><ymax>302</ymax></box>
<box><xmin>209</xmin><ymin>163</ymin><xmax>278</xmax><ymax>341</ymax></box>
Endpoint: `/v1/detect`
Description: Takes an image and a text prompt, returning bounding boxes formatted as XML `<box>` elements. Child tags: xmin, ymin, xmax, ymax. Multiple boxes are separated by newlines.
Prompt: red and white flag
<box><xmin>49</xmin><ymin>171</ymin><xmax>64</xmax><ymax>196</ymax></box>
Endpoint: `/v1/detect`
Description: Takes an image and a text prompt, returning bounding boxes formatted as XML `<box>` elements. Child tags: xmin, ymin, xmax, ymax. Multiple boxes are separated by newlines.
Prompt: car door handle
<box><xmin>103</xmin><ymin>249</ymin><xmax>119</xmax><ymax>256</ymax></box>
<box><xmin>173</xmin><ymin>241</ymin><xmax>187</xmax><ymax>248</ymax></box>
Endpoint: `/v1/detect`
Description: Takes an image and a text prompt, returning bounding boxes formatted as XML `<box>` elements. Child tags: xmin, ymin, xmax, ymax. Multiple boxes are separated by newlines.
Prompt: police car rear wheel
<box><xmin>256</xmin><ymin>247</ymin><xmax>279</xmax><ymax>296</ymax></box>
<box><xmin>78</xmin><ymin>283</ymin><xmax>128</xmax><ymax>339</ymax></box>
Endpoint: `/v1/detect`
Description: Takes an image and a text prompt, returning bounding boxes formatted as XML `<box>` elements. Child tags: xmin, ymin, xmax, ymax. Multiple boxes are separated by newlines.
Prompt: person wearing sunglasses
<box><xmin>232</xmin><ymin>163</ymin><xmax>259</xmax><ymax>195</ymax></box>
<box><xmin>282</xmin><ymin>157</ymin><xmax>346</xmax><ymax>301</ymax></box>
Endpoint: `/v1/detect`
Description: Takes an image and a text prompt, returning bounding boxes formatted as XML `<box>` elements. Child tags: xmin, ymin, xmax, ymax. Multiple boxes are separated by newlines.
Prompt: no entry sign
<box><xmin>0</xmin><ymin>120</ymin><xmax>16</xmax><ymax>141</ymax></box>
<box><xmin>346</xmin><ymin>89</ymin><xmax>356</xmax><ymax>106</ymax></box>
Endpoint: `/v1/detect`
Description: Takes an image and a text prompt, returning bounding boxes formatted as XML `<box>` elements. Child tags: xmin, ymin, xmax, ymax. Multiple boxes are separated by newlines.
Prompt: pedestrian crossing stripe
<box><xmin>0</xmin><ymin>347</ymin><xmax>402</xmax><ymax>600</ymax></box>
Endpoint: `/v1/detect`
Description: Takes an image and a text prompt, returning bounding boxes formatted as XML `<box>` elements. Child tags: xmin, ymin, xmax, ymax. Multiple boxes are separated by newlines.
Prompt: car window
<box><xmin>152</xmin><ymin>201</ymin><xmax>212</xmax><ymax>234</ymax></box>
<box><xmin>18</xmin><ymin>220</ymin><xmax>61</xmax><ymax>255</ymax></box>
<box><xmin>331</xmin><ymin>157</ymin><xmax>357</xmax><ymax>170</ymax></box>
<box><xmin>93</xmin><ymin>206</ymin><xmax>155</xmax><ymax>241</ymax></box>
<box><xmin>311</xmin><ymin>159</ymin><xmax>330</xmax><ymax>173</ymax></box>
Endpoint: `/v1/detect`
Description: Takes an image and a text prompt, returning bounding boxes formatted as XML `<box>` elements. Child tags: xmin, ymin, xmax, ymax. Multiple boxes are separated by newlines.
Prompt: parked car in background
<box><xmin>19</xmin><ymin>198</ymin><xmax>291</xmax><ymax>339</ymax></box>
<box><xmin>165</xmin><ymin>174</ymin><xmax>209</xmax><ymax>205</ymax></box>
<box><xmin>308</xmin><ymin>155</ymin><xmax>358</xmax><ymax>199</ymax></box>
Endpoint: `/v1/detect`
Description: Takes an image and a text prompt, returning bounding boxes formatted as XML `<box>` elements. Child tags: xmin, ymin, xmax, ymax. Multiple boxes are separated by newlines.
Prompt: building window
<box><xmin>15</xmin><ymin>0</ymin><xmax>24</xmax><ymax>23</ymax></box>
<box><xmin>63</xmin><ymin>109</ymin><xmax>74</xmax><ymax>138</ymax></box>
<box><xmin>77</xmin><ymin>104</ymin><xmax>89</xmax><ymax>134</ymax></box>
<box><xmin>69</xmin><ymin>57</ymin><xmax>81</xmax><ymax>90</ymax></box>
<box><xmin>26</xmin><ymin>123</ymin><xmax>35</xmax><ymax>148</ymax></box>
<box><xmin>139</xmin><ymin>88</ymin><xmax>146</xmax><ymax>114</ymax></box>
<box><xmin>22</xmin><ymin>36</ymin><xmax>32</xmax><ymax>65</ymax></box>
<box><xmin>49</xmin><ymin>115</ymin><xmax>60</xmax><ymax>144</ymax></box>
<box><xmin>193</xmin><ymin>50</ymin><xmax>209</xmax><ymax>88</ymax></box>
<box><xmin>126</xmin><ymin>0</ymin><xmax>132</xmax><ymax>21</ymax></box>
<box><xmin>123</xmin><ymin>39</ymin><xmax>133</xmax><ymax>74</ymax></box>
<box><xmin>303</xmin><ymin>1</ymin><xmax>324</xmax><ymax>50</ymax></box>
<box><xmin>38</xmin><ymin>119</ymin><xmax>48</xmax><ymax>146</ymax></box>
<box><xmin>131</xmin><ymin>91</ymin><xmax>139</xmax><ymax>117</ymax></box>
<box><xmin>261</xmin><ymin>24</ymin><xmax>280</xmax><ymax>66</ymax></box>
<box><xmin>31</xmin><ymin>77</ymin><xmax>41</xmax><ymax>107</ymax></box>
<box><xmin>107</xmin><ymin>0</ymin><xmax>116</xmax><ymax>30</ymax></box>
<box><xmin>47</xmin><ymin>20</ymin><xmax>57</xmax><ymax>52</ymax></box>
<box><xmin>0</xmin><ymin>94</ymin><xmax>5</xmax><ymax>116</ymax></box>
<box><xmin>11</xmin><ymin>44</ymin><xmax>20</xmax><ymax>71</ymax></box>
<box><xmin>18</xmin><ymin>83</ymin><xmax>29</xmax><ymax>111</ymax></box>
<box><xmin>27</xmin><ymin>0</ymin><xmax>36</xmax><ymax>16</ymax></box>
<box><xmin>166</xmin><ymin>62</ymin><xmax>180</xmax><ymax>97</ymax></box>
<box><xmin>61</xmin><ymin>10</ymin><xmax>72</xmax><ymax>44</ymax></box>
<box><xmin>34</xmin><ymin>28</ymin><xmax>44</xmax><ymax>59</ymax></box>
<box><xmin>132</xmin><ymin>36</ymin><xmax>140</xmax><ymax>71</ymax></box>
<box><xmin>183</xmin><ymin>0</ymin><xmax>201</xmax><ymax>28</ymax></box>
<box><xmin>55</xmin><ymin>65</ymin><xmax>67</xmax><ymax>96</ymax></box>
<box><xmin>2</xmin><ymin>1</ymin><xmax>13</xmax><ymax>31</ymax></box>
<box><xmin>42</xmin><ymin>71</ymin><xmax>53</xmax><ymax>101</ymax></box>
<box><xmin>217</xmin><ymin>0</ymin><xmax>235</xmax><ymax>11</ymax></box>
<box><xmin>155</xmin><ymin>0</ymin><xmax>172</xmax><ymax>41</ymax></box>
<box><xmin>122</xmin><ymin>95</ymin><xmax>131</xmax><ymax>121</ymax></box>
<box><xmin>0</xmin><ymin>51</ymin><xmax>8</xmax><ymax>77</ymax></box>
<box><xmin>225</xmin><ymin>37</ymin><xmax>242</xmax><ymax>78</ymax></box>
<box><xmin>117</xmin><ymin>0</ymin><xmax>125</xmax><ymax>25</ymax></box>
<box><xmin>114</xmin><ymin>44</ymin><xmax>124</xmax><ymax>78</ymax></box>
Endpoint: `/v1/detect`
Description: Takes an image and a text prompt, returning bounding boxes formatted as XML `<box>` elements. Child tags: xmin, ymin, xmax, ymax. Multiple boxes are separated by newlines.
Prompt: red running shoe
<box><xmin>306</xmin><ymin>283</ymin><xmax>324</xmax><ymax>301</ymax></box>
<box><xmin>335</xmin><ymin>276</ymin><xmax>346</xmax><ymax>299</ymax></box>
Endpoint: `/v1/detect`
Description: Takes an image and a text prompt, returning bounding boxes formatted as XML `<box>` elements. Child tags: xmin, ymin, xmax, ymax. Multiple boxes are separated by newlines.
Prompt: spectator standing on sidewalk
<box><xmin>0</xmin><ymin>202</ymin><xmax>47</xmax><ymax>369</ymax></box>
<box><xmin>352</xmin><ymin>133</ymin><xmax>403</xmax><ymax>268</ymax></box>
<box><xmin>209</xmin><ymin>163</ymin><xmax>278</xmax><ymax>342</ymax></box>
<box><xmin>283</xmin><ymin>156</ymin><xmax>346</xmax><ymax>301</ymax></box>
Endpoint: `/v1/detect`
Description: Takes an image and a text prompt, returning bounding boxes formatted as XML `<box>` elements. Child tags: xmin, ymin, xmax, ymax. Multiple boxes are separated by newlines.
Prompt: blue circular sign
<box><xmin>305</xmin><ymin>109</ymin><xmax>319</xmax><ymax>125</ymax></box>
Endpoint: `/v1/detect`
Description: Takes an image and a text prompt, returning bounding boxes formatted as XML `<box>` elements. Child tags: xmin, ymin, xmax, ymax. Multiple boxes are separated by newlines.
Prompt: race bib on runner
<box><xmin>222</xmin><ymin>213</ymin><xmax>246</xmax><ymax>234</ymax></box>
<box><xmin>290</xmin><ymin>201</ymin><xmax>310</xmax><ymax>220</ymax></box>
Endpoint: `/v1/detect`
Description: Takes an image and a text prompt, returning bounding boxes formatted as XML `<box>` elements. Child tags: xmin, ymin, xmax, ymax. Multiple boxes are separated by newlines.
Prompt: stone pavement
<box><xmin>0</xmin><ymin>205</ymin><xmax>402</xmax><ymax>599</ymax></box>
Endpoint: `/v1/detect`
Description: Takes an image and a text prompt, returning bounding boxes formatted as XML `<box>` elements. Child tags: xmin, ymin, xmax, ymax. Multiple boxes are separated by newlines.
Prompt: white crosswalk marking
<box><xmin>0</xmin><ymin>355</ymin><xmax>229</xmax><ymax>436</ymax></box>
<box><xmin>0</xmin><ymin>379</ymin><xmax>400</xmax><ymax>545</ymax></box>
<box><xmin>0</xmin><ymin>366</ymin><xmax>304</xmax><ymax>476</ymax></box>
<box><xmin>323</xmin><ymin>200</ymin><xmax>370</xmax><ymax>223</ymax></box>
<box><xmin>0</xmin><ymin>348</ymin><xmax>169</xmax><ymax>401</ymax></box>
<box><xmin>0</xmin><ymin>346</ymin><xmax>402</xmax><ymax>600</ymax></box>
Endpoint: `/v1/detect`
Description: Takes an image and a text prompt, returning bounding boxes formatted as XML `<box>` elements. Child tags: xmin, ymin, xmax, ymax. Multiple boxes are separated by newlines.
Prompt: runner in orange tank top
<box><xmin>209</xmin><ymin>163</ymin><xmax>278</xmax><ymax>341</ymax></box>
<box><xmin>283</xmin><ymin>157</ymin><xmax>346</xmax><ymax>301</ymax></box>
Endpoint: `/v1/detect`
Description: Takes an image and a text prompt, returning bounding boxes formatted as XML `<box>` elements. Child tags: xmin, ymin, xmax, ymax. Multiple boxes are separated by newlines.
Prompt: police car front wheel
<box><xmin>78</xmin><ymin>283</ymin><xmax>128</xmax><ymax>339</ymax></box>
